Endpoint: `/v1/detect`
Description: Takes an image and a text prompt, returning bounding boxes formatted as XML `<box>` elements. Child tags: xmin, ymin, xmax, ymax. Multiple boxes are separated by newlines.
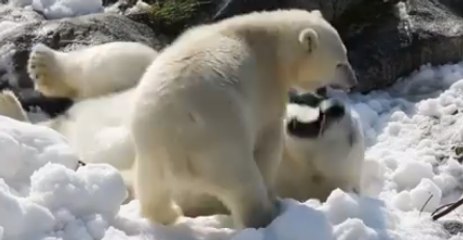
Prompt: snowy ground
<box><xmin>3</xmin><ymin>61</ymin><xmax>463</xmax><ymax>239</ymax></box>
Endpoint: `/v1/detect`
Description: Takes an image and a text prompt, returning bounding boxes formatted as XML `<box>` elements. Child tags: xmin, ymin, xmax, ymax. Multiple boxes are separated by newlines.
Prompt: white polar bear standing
<box><xmin>130</xmin><ymin>9</ymin><xmax>357</xmax><ymax>228</ymax></box>
<box><xmin>27</xmin><ymin>41</ymin><xmax>158</xmax><ymax>100</ymax></box>
<box><xmin>279</xmin><ymin>91</ymin><xmax>365</xmax><ymax>202</ymax></box>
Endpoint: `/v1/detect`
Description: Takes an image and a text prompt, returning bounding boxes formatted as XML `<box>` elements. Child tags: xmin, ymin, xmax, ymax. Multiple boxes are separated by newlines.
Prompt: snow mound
<box><xmin>4</xmin><ymin>61</ymin><xmax>463</xmax><ymax>239</ymax></box>
<box><xmin>0</xmin><ymin>116</ymin><xmax>78</xmax><ymax>195</ymax></box>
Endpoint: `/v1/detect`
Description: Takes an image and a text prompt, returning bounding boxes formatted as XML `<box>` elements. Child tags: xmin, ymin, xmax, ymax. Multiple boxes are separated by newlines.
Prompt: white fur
<box><xmin>278</xmin><ymin>101</ymin><xmax>365</xmax><ymax>201</ymax></box>
<box><xmin>285</xmin><ymin>104</ymin><xmax>320</xmax><ymax>123</ymax></box>
<box><xmin>129</xmin><ymin>9</ymin><xmax>356</xmax><ymax>229</ymax></box>
<box><xmin>27</xmin><ymin>41</ymin><xmax>158</xmax><ymax>99</ymax></box>
<box><xmin>49</xmin><ymin>88</ymin><xmax>136</xmax><ymax>169</ymax></box>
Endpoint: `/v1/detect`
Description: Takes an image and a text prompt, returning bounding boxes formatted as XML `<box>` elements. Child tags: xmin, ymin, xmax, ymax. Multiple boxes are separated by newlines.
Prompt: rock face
<box><xmin>0</xmin><ymin>5</ymin><xmax>168</xmax><ymax>117</ymax></box>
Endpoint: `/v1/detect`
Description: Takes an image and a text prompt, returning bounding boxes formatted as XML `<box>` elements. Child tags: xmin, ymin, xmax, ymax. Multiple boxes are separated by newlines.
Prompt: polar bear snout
<box><xmin>331</xmin><ymin>63</ymin><xmax>358</xmax><ymax>91</ymax></box>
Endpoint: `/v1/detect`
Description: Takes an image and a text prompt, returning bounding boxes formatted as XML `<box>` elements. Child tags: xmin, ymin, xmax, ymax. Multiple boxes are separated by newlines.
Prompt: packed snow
<box><xmin>8</xmin><ymin>0</ymin><xmax>103</xmax><ymax>19</ymax></box>
<box><xmin>3</xmin><ymin>61</ymin><xmax>463</xmax><ymax>239</ymax></box>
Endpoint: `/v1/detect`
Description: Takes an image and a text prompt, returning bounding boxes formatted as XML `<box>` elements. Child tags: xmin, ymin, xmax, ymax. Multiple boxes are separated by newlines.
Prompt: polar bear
<box><xmin>27</xmin><ymin>41</ymin><xmax>158</xmax><ymax>100</ymax></box>
<box><xmin>0</xmin><ymin>87</ymin><xmax>364</xmax><ymax>213</ymax></box>
<box><xmin>0</xmin><ymin>88</ymin><xmax>136</xmax><ymax>171</ymax></box>
<box><xmin>130</xmin><ymin>9</ymin><xmax>357</xmax><ymax>228</ymax></box>
<box><xmin>278</xmin><ymin>91</ymin><xmax>365</xmax><ymax>201</ymax></box>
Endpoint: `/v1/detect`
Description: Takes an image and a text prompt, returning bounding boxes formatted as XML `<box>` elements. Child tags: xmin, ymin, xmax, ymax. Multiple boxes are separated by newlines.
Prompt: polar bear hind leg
<box><xmin>196</xmin><ymin>143</ymin><xmax>276</xmax><ymax>228</ymax></box>
<box><xmin>134</xmin><ymin>149</ymin><xmax>183</xmax><ymax>225</ymax></box>
<box><xmin>0</xmin><ymin>90</ymin><xmax>29</xmax><ymax>122</ymax></box>
<box><xmin>133</xmin><ymin>126</ymin><xmax>276</xmax><ymax>228</ymax></box>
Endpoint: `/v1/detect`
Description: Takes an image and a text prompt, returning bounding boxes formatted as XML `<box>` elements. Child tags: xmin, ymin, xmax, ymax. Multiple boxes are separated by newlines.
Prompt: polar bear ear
<box><xmin>299</xmin><ymin>28</ymin><xmax>319</xmax><ymax>53</ymax></box>
<box><xmin>311</xmin><ymin>9</ymin><xmax>323</xmax><ymax>18</ymax></box>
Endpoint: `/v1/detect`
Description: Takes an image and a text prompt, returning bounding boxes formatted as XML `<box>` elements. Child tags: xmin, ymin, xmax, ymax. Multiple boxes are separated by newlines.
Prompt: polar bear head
<box><xmin>284</xmin><ymin>91</ymin><xmax>360</xmax><ymax>158</ymax></box>
<box><xmin>279</xmin><ymin>9</ymin><xmax>357</xmax><ymax>92</ymax></box>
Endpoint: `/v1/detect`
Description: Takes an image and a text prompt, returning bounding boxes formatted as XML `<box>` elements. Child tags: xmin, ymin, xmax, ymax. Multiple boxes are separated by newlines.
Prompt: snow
<box><xmin>8</xmin><ymin>0</ymin><xmax>103</xmax><ymax>19</ymax></box>
<box><xmin>3</xmin><ymin>61</ymin><xmax>463</xmax><ymax>239</ymax></box>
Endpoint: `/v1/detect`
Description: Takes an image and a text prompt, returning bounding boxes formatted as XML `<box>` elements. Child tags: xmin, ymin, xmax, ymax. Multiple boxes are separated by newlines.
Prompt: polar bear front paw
<box><xmin>141</xmin><ymin>201</ymin><xmax>183</xmax><ymax>225</ymax></box>
<box><xmin>0</xmin><ymin>90</ymin><xmax>28</xmax><ymax>121</ymax></box>
<box><xmin>27</xmin><ymin>44</ymin><xmax>56</xmax><ymax>85</ymax></box>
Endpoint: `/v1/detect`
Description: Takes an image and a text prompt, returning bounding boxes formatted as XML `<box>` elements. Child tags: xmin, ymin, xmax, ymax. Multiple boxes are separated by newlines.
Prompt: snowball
<box><xmin>31</xmin><ymin>0</ymin><xmax>103</xmax><ymax>19</ymax></box>
<box><xmin>0</xmin><ymin>132</ymin><xmax>23</xmax><ymax>178</ymax></box>
<box><xmin>29</xmin><ymin>163</ymin><xmax>127</xmax><ymax>217</ymax></box>
<box><xmin>409</xmin><ymin>179</ymin><xmax>442</xmax><ymax>212</ymax></box>
<box><xmin>353</xmin><ymin>102</ymin><xmax>379</xmax><ymax>129</ymax></box>
<box><xmin>333</xmin><ymin>219</ymin><xmax>378</xmax><ymax>240</ymax></box>
<box><xmin>85</xmin><ymin>214</ymin><xmax>109</xmax><ymax>239</ymax></box>
<box><xmin>322</xmin><ymin>189</ymin><xmax>360</xmax><ymax>225</ymax></box>
<box><xmin>0</xmin><ymin>116</ymin><xmax>78</xmax><ymax>195</ymax></box>
<box><xmin>386</xmin><ymin>122</ymin><xmax>401</xmax><ymax>136</ymax></box>
<box><xmin>433</xmin><ymin>173</ymin><xmax>458</xmax><ymax>195</ymax></box>
<box><xmin>450</xmin><ymin>79</ymin><xmax>463</xmax><ymax>92</ymax></box>
<box><xmin>392</xmin><ymin>191</ymin><xmax>413</xmax><ymax>211</ymax></box>
<box><xmin>392</xmin><ymin>161</ymin><xmax>434</xmax><ymax>189</ymax></box>
<box><xmin>418</xmin><ymin>99</ymin><xmax>442</xmax><ymax>118</ymax></box>
<box><xmin>0</xmin><ymin>179</ymin><xmax>55</xmax><ymax>240</ymax></box>
<box><xmin>231</xmin><ymin>229</ymin><xmax>264</xmax><ymax>240</ymax></box>
<box><xmin>268</xmin><ymin>201</ymin><xmax>334</xmax><ymax>240</ymax></box>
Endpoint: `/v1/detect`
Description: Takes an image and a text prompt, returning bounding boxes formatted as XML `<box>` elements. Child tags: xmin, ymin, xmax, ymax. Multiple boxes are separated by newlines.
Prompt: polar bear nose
<box><xmin>333</xmin><ymin>63</ymin><xmax>358</xmax><ymax>90</ymax></box>
<box><xmin>320</xmin><ymin>99</ymin><xmax>345</xmax><ymax>119</ymax></box>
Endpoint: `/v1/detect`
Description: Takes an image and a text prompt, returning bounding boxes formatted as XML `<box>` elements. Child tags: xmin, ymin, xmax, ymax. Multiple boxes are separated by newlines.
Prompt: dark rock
<box><xmin>102</xmin><ymin>0</ymin><xmax>120</xmax><ymax>6</ymax></box>
<box><xmin>0</xmin><ymin>5</ymin><xmax>168</xmax><ymax>117</ymax></box>
<box><xmin>339</xmin><ymin>0</ymin><xmax>463</xmax><ymax>92</ymax></box>
<box><xmin>125</xmin><ymin>0</ymin><xmax>218</xmax><ymax>39</ymax></box>
<box><xmin>442</xmin><ymin>220</ymin><xmax>463</xmax><ymax>236</ymax></box>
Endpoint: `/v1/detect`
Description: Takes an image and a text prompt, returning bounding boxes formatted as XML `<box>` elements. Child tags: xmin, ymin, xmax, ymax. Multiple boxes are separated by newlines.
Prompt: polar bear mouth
<box><xmin>286</xmin><ymin>101</ymin><xmax>346</xmax><ymax>139</ymax></box>
<box><xmin>286</xmin><ymin>108</ymin><xmax>329</xmax><ymax>139</ymax></box>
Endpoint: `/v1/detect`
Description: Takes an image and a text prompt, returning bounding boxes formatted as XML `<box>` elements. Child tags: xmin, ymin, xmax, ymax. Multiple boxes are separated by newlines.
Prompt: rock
<box><xmin>442</xmin><ymin>220</ymin><xmax>463</xmax><ymax>236</ymax></box>
<box><xmin>124</xmin><ymin>0</ymin><xmax>218</xmax><ymax>39</ymax></box>
<box><xmin>0</xmin><ymin>5</ymin><xmax>168</xmax><ymax>117</ymax></box>
<box><xmin>338</xmin><ymin>0</ymin><xmax>463</xmax><ymax>92</ymax></box>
